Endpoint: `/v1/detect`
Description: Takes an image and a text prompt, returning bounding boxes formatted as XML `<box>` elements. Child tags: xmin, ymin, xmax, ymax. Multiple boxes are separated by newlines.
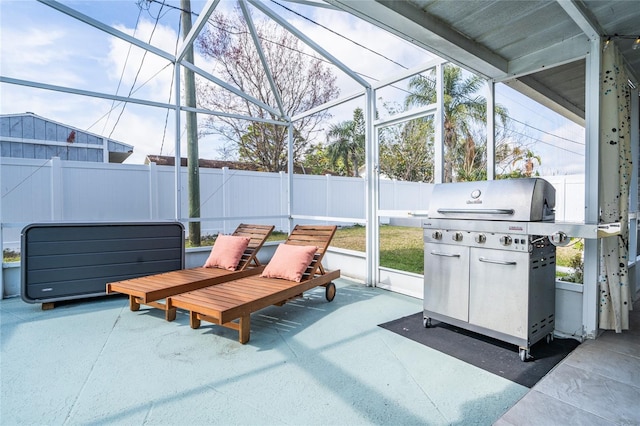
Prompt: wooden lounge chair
<box><xmin>166</xmin><ymin>225</ymin><xmax>340</xmax><ymax>344</ymax></box>
<box><xmin>106</xmin><ymin>224</ymin><xmax>275</xmax><ymax>320</ymax></box>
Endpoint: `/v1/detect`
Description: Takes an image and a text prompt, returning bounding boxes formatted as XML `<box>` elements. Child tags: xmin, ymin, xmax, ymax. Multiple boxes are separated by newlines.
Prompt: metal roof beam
<box><xmin>181</xmin><ymin>60</ymin><xmax>281</xmax><ymax>117</ymax></box>
<box><xmin>502</xmin><ymin>36</ymin><xmax>589</xmax><ymax>80</ymax></box>
<box><xmin>248</xmin><ymin>0</ymin><xmax>370</xmax><ymax>88</ymax></box>
<box><xmin>239</xmin><ymin>1</ymin><xmax>288</xmax><ymax>119</ymax></box>
<box><xmin>176</xmin><ymin>0</ymin><xmax>221</xmax><ymax>62</ymax></box>
<box><xmin>1</xmin><ymin>76</ymin><xmax>175</xmax><ymax>110</ymax></box>
<box><xmin>557</xmin><ymin>0</ymin><xmax>602</xmax><ymax>41</ymax></box>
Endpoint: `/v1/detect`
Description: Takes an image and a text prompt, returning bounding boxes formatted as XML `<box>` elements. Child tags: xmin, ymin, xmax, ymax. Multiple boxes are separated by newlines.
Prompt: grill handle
<box><xmin>478</xmin><ymin>257</ymin><xmax>517</xmax><ymax>266</ymax></box>
<box><xmin>436</xmin><ymin>208</ymin><xmax>515</xmax><ymax>215</ymax></box>
<box><xmin>430</xmin><ymin>251</ymin><xmax>461</xmax><ymax>258</ymax></box>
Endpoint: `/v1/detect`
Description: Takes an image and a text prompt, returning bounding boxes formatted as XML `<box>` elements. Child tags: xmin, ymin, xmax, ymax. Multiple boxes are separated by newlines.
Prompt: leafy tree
<box><xmin>404</xmin><ymin>65</ymin><xmax>508</xmax><ymax>182</ymax></box>
<box><xmin>196</xmin><ymin>8</ymin><xmax>339</xmax><ymax>172</ymax></box>
<box><xmin>379</xmin><ymin>115</ymin><xmax>434</xmax><ymax>182</ymax></box>
<box><xmin>494</xmin><ymin>123</ymin><xmax>543</xmax><ymax>178</ymax></box>
<box><xmin>301</xmin><ymin>144</ymin><xmax>334</xmax><ymax>175</ymax></box>
<box><xmin>326</xmin><ymin>107</ymin><xmax>365</xmax><ymax>177</ymax></box>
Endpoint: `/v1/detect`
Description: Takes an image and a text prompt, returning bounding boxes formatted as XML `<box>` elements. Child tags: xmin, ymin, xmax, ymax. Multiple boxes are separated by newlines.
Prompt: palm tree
<box><xmin>511</xmin><ymin>148</ymin><xmax>542</xmax><ymax>177</ymax></box>
<box><xmin>405</xmin><ymin>65</ymin><xmax>507</xmax><ymax>182</ymax></box>
<box><xmin>326</xmin><ymin>108</ymin><xmax>365</xmax><ymax>177</ymax></box>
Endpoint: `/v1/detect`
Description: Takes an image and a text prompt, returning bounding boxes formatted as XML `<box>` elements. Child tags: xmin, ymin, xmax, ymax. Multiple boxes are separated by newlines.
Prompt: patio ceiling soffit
<box><xmin>327</xmin><ymin>0</ymin><xmax>601</xmax><ymax>81</ymax></box>
<box><xmin>325</xmin><ymin>0</ymin><xmax>508</xmax><ymax>80</ymax></box>
<box><xmin>325</xmin><ymin>0</ymin><xmax>603</xmax><ymax>125</ymax></box>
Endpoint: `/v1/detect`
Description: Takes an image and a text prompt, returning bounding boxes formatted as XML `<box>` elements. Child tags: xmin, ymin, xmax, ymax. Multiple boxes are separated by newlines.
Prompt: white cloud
<box><xmin>108</xmin><ymin>20</ymin><xmax>177</xmax><ymax>102</ymax></box>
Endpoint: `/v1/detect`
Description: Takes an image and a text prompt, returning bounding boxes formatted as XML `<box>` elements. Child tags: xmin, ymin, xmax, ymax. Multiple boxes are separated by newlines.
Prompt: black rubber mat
<box><xmin>379</xmin><ymin>313</ymin><xmax>580</xmax><ymax>388</ymax></box>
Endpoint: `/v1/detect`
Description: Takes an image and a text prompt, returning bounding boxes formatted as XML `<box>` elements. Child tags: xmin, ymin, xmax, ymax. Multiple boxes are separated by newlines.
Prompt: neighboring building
<box><xmin>0</xmin><ymin>112</ymin><xmax>133</xmax><ymax>163</ymax></box>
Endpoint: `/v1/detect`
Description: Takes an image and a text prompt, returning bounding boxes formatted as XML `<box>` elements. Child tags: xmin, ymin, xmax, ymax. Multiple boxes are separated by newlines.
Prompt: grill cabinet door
<box><xmin>468</xmin><ymin>248</ymin><xmax>530</xmax><ymax>339</ymax></box>
<box><xmin>424</xmin><ymin>242</ymin><xmax>470</xmax><ymax>322</ymax></box>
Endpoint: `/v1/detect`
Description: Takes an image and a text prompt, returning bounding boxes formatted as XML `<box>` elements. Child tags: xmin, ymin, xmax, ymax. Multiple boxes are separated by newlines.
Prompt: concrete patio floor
<box><xmin>1</xmin><ymin>277</ymin><xmax>638</xmax><ymax>425</ymax></box>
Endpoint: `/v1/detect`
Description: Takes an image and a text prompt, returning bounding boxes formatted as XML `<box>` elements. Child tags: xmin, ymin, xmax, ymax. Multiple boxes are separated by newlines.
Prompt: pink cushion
<box><xmin>203</xmin><ymin>235</ymin><xmax>251</xmax><ymax>271</ymax></box>
<box><xmin>261</xmin><ymin>243</ymin><xmax>317</xmax><ymax>282</ymax></box>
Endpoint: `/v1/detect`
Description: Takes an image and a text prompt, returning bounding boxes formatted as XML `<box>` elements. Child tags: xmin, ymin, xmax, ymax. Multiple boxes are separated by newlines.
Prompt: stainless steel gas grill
<box><xmin>423</xmin><ymin>178</ymin><xmax>557</xmax><ymax>361</ymax></box>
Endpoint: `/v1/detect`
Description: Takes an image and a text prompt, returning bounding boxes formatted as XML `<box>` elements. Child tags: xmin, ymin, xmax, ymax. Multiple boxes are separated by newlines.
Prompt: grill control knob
<box><xmin>500</xmin><ymin>235</ymin><xmax>513</xmax><ymax>246</ymax></box>
<box><xmin>475</xmin><ymin>233</ymin><xmax>486</xmax><ymax>244</ymax></box>
<box><xmin>432</xmin><ymin>230</ymin><xmax>442</xmax><ymax>240</ymax></box>
<box><xmin>452</xmin><ymin>232</ymin><xmax>463</xmax><ymax>242</ymax></box>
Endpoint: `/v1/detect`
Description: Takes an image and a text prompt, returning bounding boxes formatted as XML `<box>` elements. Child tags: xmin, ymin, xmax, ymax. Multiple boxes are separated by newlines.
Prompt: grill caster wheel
<box><xmin>423</xmin><ymin>317</ymin><xmax>432</xmax><ymax>328</ymax></box>
<box><xmin>519</xmin><ymin>348</ymin><xmax>530</xmax><ymax>362</ymax></box>
<box><xmin>325</xmin><ymin>282</ymin><xmax>336</xmax><ymax>302</ymax></box>
<box><xmin>546</xmin><ymin>333</ymin><xmax>554</xmax><ymax>344</ymax></box>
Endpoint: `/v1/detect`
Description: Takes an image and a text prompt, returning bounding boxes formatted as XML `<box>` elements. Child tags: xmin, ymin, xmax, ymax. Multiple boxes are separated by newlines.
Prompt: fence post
<box><xmin>222</xmin><ymin>167</ymin><xmax>229</xmax><ymax>234</ymax></box>
<box><xmin>50</xmin><ymin>157</ymin><xmax>63</xmax><ymax>221</ymax></box>
<box><xmin>280</xmin><ymin>171</ymin><xmax>289</xmax><ymax>232</ymax></box>
<box><xmin>325</xmin><ymin>174</ymin><xmax>331</xmax><ymax>221</ymax></box>
<box><xmin>149</xmin><ymin>161</ymin><xmax>158</xmax><ymax>220</ymax></box>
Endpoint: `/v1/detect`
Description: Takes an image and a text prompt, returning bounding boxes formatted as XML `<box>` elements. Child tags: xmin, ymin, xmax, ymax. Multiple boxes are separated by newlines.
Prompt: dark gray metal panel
<box><xmin>21</xmin><ymin>222</ymin><xmax>185</xmax><ymax>304</ymax></box>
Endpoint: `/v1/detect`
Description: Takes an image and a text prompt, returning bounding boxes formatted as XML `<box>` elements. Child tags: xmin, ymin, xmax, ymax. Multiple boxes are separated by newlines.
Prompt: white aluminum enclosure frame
<box><xmin>2</xmin><ymin>0</ymin><xmax>638</xmax><ymax>342</ymax></box>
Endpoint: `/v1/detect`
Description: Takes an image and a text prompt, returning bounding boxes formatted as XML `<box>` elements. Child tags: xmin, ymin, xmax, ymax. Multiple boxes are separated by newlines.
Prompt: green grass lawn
<box><xmin>192</xmin><ymin>224</ymin><xmax>425</xmax><ymax>274</ymax></box>
<box><xmin>330</xmin><ymin>225</ymin><xmax>424</xmax><ymax>274</ymax></box>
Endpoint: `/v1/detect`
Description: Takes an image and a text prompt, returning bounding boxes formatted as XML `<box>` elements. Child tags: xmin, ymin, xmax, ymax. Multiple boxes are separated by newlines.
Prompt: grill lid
<box><xmin>428</xmin><ymin>178</ymin><xmax>556</xmax><ymax>222</ymax></box>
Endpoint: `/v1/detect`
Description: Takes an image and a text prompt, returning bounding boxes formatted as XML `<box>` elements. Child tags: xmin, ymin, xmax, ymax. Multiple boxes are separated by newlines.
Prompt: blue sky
<box><xmin>0</xmin><ymin>0</ymin><xmax>585</xmax><ymax>174</ymax></box>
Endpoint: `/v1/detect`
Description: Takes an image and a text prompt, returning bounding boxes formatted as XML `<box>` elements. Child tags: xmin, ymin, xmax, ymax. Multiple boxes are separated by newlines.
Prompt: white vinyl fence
<box><xmin>1</xmin><ymin>156</ymin><xmax>584</xmax><ymax>252</ymax></box>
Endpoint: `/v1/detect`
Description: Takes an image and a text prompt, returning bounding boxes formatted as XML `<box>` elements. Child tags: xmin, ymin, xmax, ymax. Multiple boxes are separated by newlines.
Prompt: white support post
<box><xmin>434</xmin><ymin>64</ymin><xmax>444</xmax><ymax>183</ymax></box>
<box><xmin>287</xmin><ymin>124</ymin><xmax>294</xmax><ymax>233</ymax></box>
<box><xmin>365</xmin><ymin>87</ymin><xmax>378</xmax><ymax>286</ymax></box>
<box><xmin>50</xmin><ymin>157</ymin><xmax>63</xmax><ymax>221</ymax></box>
<box><xmin>174</xmin><ymin>65</ymin><xmax>182</xmax><ymax>221</ymax></box>
<box><xmin>486</xmin><ymin>80</ymin><xmax>496</xmax><ymax>180</ymax></box>
<box><xmin>582</xmin><ymin>37</ymin><xmax>602</xmax><ymax>339</ymax></box>
<box><xmin>279</xmin><ymin>171</ymin><xmax>288</xmax><ymax>232</ymax></box>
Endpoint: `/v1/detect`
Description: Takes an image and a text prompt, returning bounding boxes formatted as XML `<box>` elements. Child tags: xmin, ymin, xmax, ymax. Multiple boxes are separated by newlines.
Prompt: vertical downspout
<box><xmin>365</xmin><ymin>87</ymin><xmax>377</xmax><ymax>286</ymax></box>
<box><xmin>174</xmin><ymin>63</ymin><xmax>182</xmax><ymax>221</ymax></box>
<box><xmin>486</xmin><ymin>81</ymin><xmax>496</xmax><ymax>180</ymax></box>
<box><xmin>583</xmin><ymin>36</ymin><xmax>602</xmax><ymax>339</ymax></box>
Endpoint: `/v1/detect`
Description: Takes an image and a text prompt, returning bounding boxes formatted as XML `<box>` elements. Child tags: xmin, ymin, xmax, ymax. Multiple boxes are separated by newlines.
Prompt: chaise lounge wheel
<box><xmin>423</xmin><ymin>317</ymin><xmax>432</xmax><ymax>328</ymax></box>
<box><xmin>325</xmin><ymin>282</ymin><xmax>336</xmax><ymax>302</ymax></box>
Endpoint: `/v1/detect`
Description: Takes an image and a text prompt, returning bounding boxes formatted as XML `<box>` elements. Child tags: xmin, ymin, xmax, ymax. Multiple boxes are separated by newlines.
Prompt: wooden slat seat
<box><xmin>106</xmin><ymin>224</ymin><xmax>274</xmax><ymax>320</ymax></box>
<box><xmin>167</xmin><ymin>225</ymin><xmax>340</xmax><ymax>343</ymax></box>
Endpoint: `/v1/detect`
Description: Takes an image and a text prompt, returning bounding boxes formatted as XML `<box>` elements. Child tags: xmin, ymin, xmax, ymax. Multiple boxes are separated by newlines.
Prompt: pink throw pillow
<box><xmin>261</xmin><ymin>244</ymin><xmax>317</xmax><ymax>282</ymax></box>
<box><xmin>203</xmin><ymin>235</ymin><xmax>251</xmax><ymax>271</ymax></box>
